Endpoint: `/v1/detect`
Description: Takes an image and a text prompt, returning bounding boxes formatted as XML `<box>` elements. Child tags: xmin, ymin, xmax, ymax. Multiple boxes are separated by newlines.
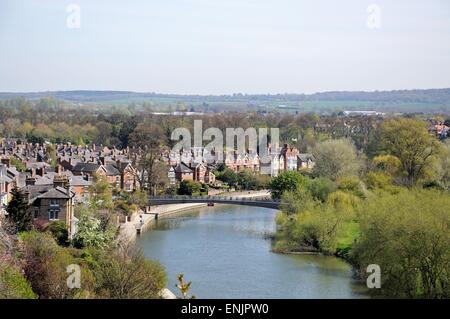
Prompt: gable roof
<box><xmin>298</xmin><ymin>153</ymin><xmax>315</xmax><ymax>162</ymax></box>
<box><xmin>105</xmin><ymin>164</ymin><xmax>121</xmax><ymax>176</ymax></box>
<box><xmin>72</xmin><ymin>162</ymin><xmax>103</xmax><ymax>173</ymax></box>
<box><xmin>174</xmin><ymin>162</ymin><xmax>193</xmax><ymax>173</ymax></box>
<box><xmin>24</xmin><ymin>184</ymin><xmax>75</xmax><ymax>202</ymax></box>
<box><xmin>37</xmin><ymin>186</ymin><xmax>73</xmax><ymax>199</ymax></box>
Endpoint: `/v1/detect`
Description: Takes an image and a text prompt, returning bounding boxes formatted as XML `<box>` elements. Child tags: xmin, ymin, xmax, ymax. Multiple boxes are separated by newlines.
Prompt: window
<box><xmin>49</xmin><ymin>210</ymin><xmax>59</xmax><ymax>221</ymax></box>
<box><xmin>50</xmin><ymin>199</ymin><xmax>59</xmax><ymax>207</ymax></box>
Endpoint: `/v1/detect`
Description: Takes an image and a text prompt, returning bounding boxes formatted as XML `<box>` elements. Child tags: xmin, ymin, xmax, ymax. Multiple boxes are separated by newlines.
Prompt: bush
<box><xmin>20</xmin><ymin>231</ymin><xmax>82</xmax><ymax>299</ymax></box>
<box><xmin>337</xmin><ymin>177</ymin><xmax>367</xmax><ymax>199</ymax></box>
<box><xmin>91</xmin><ymin>244</ymin><xmax>167</xmax><ymax>299</ymax></box>
<box><xmin>47</xmin><ymin>221</ymin><xmax>69</xmax><ymax>246</ymax></box>
<box><xmin>307</xmin><ymin>177</ymin><xmax>337</xmax><ymax>202</ymax></box>
<box><xmin>0</xmin><ymin>264</ymin><xmax>36</xmax><ymax>299</ymax></box>
<box><xmin>365</xmin><ymin>171</ymin><xmax>393</xmax><ymax>190</ymax></box>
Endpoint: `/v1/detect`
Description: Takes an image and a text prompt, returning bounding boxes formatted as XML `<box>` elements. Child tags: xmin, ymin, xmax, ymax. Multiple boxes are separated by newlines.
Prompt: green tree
<box><xmin>269</xmin><ymin>171</ymin><xmax>309</xmax><ymax>200</ymax></box>
<box><xmin>306</xmin><ymin>177</ymin><xmax>337</xmax><ymax>202</ymax></box>
<box><xmin>6</xmin><ymin>186</ymin><xmax>32</xmax><ymax>233</ymax></box>
<box><xmin>237</xmin><ymin>169</ymin><xmax>256</xmax><ymax>190</ymax></box>
<box><xmin>178</xmin><ymin>180</ymin><xmax>201</xmax><ymax>196</ymax></box>
<box><xmin>10</xmin><ymin>157</ymin><xmax>26</xmax><ymax>172</ymax></box>
<box><xmin>89</xmin><ymin>174</ymin><xmax>113</xmax><ymax>209</ymax></box>
<box><xmin>380</xmin><ymin>118</ymin><xmax>442</xmax><ymax>187</ymax></box>
<box><xmin>352</xmin><ymin>189</ymin><xmax>450</xmax><ymax>298</ymax></box>
<box><xmin>73</xmin><ymin>211</ymin><xmax>114</xmax><ymax>249</ymax></box>
<box><xmin>312</xmin><ymin>139</ymin><xmax>362</xmax><ymax>181</ymax></box>
<box><xmin>215</xmin><ymin>168</ymin><xmax>238</xmax><ymax>188</ymax></box>
<box><xmin>45</xmin><ymin>144</ymin><xmax>57</xmax><ymax>168</ymax></box>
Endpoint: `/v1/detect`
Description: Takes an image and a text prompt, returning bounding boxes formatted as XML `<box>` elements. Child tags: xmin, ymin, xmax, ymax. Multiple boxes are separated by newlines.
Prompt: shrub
<box><xmin>0</xmin><ymin>264</ymin><xmax>36</xmax><ymax>299</ymax></box>
<box><xmin>47</xmin><ymin>221</ymin><xmax>69</xmax><ymax>246</ymax></box>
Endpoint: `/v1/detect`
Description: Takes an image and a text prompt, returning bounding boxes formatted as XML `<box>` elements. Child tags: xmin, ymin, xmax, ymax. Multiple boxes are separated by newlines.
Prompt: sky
<box><xmin>0</xmin><ymin>0</ymin><xmax>449</xmax><ymax>94</ymax></box>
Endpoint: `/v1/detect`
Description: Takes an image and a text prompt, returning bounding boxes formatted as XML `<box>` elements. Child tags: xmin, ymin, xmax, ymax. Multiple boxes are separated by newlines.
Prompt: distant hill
<box><xmin>1</xmin><ymin>88</ymin><xmax>449</xmax><ymax>113</ymax></box>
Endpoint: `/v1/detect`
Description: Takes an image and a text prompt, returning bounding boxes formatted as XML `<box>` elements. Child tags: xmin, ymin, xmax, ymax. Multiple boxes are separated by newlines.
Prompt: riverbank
<box><xmin>117</xmin><ymin>202</ymin><xmax>209</xmax><ymax>243</ymax></box>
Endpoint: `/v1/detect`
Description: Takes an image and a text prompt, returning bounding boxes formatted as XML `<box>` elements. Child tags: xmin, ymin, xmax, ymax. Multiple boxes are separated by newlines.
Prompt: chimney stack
<box><xmin>25</xmin><ymin>176</ymin><xmax>36</xmax><ymax>186</ymax></box>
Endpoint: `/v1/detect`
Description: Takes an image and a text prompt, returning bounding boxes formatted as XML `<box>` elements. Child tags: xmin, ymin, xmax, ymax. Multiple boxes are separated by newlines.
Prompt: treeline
<box><xmin>2</xmin><ymin>88</ymin><xmax>450</xmax><ymax>104</ymax></box>
<box><xmin>0</xmin><ymin>97</ymin><xmax>395</xmax><ymax>153</ymax></box>
<box><xmin>270</xmin><ymin>118</ymin><xmax>450</xmax><ymax>298</ymax></box>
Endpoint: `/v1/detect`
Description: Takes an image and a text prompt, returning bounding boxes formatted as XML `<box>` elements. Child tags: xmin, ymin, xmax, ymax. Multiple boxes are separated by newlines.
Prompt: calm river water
<box><xmin>136</xmin><ymin>205</ymin><xmax>369</xmax><ymax>299</ymax></box>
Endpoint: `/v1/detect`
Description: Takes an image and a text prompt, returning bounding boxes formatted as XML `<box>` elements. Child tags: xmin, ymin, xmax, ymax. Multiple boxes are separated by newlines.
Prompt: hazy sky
<box><xmin>1</xmin><ymin>0</ymin><xmax>449</xmax><ymax>94</ymax></box>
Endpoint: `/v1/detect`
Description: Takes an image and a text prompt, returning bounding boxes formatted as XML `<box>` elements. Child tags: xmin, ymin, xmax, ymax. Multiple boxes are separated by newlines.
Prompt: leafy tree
<box><xmin>6</xmin><ymin>187</ymin><xmax>32</xmax><ymax>233</ymax></box>
<box><xmin>215</xmin><ymin>168</ymin><xmax>238</xmax><ymax>188</ymax></box>
<box><xmin>89</xmin><ymin>174</ymin><xmax>113</xmax><ymax>209</ymax></box>
<box><xmin>10</xmin><ymin>157</ymin><xmax>26</xmax><ymax>172</ymax></box>
<box><xmin>129</xmin><ymin>123</ymin><xmax>168</xmax><ymax>194</ymax></box>
<box><xmin>436</xmin><ymin>141</ymin><xmax>450</xmax><ymax>188</ymax></box>
<box><xmin>312</xmin><ymin>139</ymin><xmax>362</xmax><ymax>181</ymax></box>
<box><xmin>372</xmin><ymin>155</ymin><xmax>401</xmax><ymax>176</ymax></box>
<box><xmin>352</xmin><ymin>190</ymin><xmax>450</xmax><ymax>298</ymax></box>
<box><xmin>237</xmin><ymin>169</ymin><xmax>256</xmax><ymax>190</ymax></box>
<box><xmin>306</xmin><ymin>177</ymin><xmax>337</xmax><ymax>202</ymax></box>
<box><xmin>45</xmin><ymin>144</ymin><xmax>57</xmax><ymax>168</ymax></box>
<box><xmin>269</xmin><ymin>171</ymin><xmax>309</xmax><ymax>200</ymax></box>
<box><xmin>380</xmin><ymin>118</ymin><xmax>442</xmax><ymax>187</ymax></box>
<box><xmin>73</xmin><ymin>211</ymin><xmax>114</xmax><ymax>249</ymax></box>
<box><xmin>178</xmin><ymin>180</ymin><xmax>201</xmax><ymax>196</ymax></box>
<box><xmin>130</xmin><ymin>189</ymin><xmax>148</xmax><ymax>208</ymax></box>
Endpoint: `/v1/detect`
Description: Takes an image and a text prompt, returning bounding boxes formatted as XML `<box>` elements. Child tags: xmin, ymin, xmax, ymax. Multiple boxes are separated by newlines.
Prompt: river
<box><xmin>136</xmin><ymin>205</ymin><xmax>369</xmax><ymax>299</ymax></box>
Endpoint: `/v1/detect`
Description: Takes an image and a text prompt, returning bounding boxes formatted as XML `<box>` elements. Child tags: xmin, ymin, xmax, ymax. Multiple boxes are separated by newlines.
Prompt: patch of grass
<box><xmin>335</xmin><ymin>221</ymin><xmax>359</xmax><ymax>259</ymax></box>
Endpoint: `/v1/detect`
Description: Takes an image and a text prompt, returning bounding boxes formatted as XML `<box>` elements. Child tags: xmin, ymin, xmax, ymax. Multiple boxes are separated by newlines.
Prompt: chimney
<box><xmin>55</xmin><ymin>164</ymin><xmax>63</xmax><ymax>174</ymax></box>
<box><xmin>31</xmin><ymin>167</ymin><xmax>36</xmax><ymax>178</ymax></box>
<box><xmin>26</xmin><ymin>176</ymin><xmax>36</xmax><ymax>186</ymax></box>
<box><xmin>1</xmin><ymin>157</ymin><xmax>10</xmax><ymax>168</ymax></box>
<box><xmin>53</xmin><ymin>174</ymin><xmax>69</xmax><ymax>189</ymax></box>
<box><xmin>37</xmin><ymin>166</ymin><xmax>45</xmax><ymax>177</ymax></box>
<box><xmin>99</xmin><ymin>156</ymin><xmax>105</xmax><ymax>165</ymax></box>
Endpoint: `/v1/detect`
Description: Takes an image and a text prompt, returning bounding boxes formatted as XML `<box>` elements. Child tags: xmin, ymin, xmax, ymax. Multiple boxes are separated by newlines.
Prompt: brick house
<box><xmin>71</xmin><ymin>162</ymin><xmax>107</xmax><ymax>181</ymax></box>
<box><xmin>24</xmin><ymin>175</ymin><xmax>76</xmax><ymax>238</ymax></box>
